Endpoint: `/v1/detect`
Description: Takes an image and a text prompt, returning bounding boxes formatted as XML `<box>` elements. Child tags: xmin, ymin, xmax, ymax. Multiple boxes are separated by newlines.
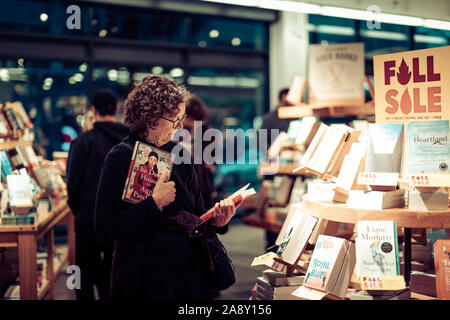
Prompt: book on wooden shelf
<box><xmin>287</xmin><ymin>176</ymin><xmax>307</xmax><ymax>205</ymax></box>
<box><xmin>408</xmin><ymin>189</ymin><xmax>448</xmax><ymax>211</ymax></box>
<box><xmin>256</xmin><ymin>276</ymin><xmax>303</xmax><ymax>300</ymax></box>
<box><xmin>268</xmin><ymin>175</ymin><xmax>293</xmax><ymax>207</ymax></box>
<box><xmin>366</xmin><ymin>123</ymin><xmax>404</xmax><ymax>174</ymax></box>
<box><xmin>355</xmin><ymin>221</ymin><xmax>401</xmax><ymax>277</ymax></box>
<box><xmin>286</xmin><ymin>75</ymin><xmax>307</xmax><ymax>106</ymax></box>
<box><xmin>0</xmin><ymin>150</ymin><xmax>14</xmax><ymax>182</ymax></box>
<box><xmin>333</xmin><ymin>142</ymin><xmax>366</xmax><ymax>202</ymax></box>
<box><xmin>406</xmin><ymin>120</ymin><xmax>449</xmax><ymax>175</ymax></box>
<box><xmin>295</xmin><ymin>116</ymin><xmax>321</xmax><ymax>150</ymax></box>
<box><xmin>262</xmin><ymin>269</ymin><xmax>305</xmax><ymax>287</ymax></box>
<box><xmin>306</xmin><ymin>180</ymin><xmax>336</xmax><ymax>203</ymax></box>
<box><xmin>7</xmin><ymin>174</ymin><xmax>33</xmax><ymax>215</ymax></box>
<box><xmin>0</xmin><ymin>107</ymin><xmax>12</xmax><ymax>136</ymax></box>
<box><xmin>267</xmin><ymin>131</ymin><xmax>288</xmax><ymax>159</ymax></box>
<box><xmin>10</xmin><ymin>102</ymin><xmax>33</xmax><ymax>129</ymax></box>
<box><xmin>301</xmin><ymin>234</ymin><xmax>356</xmax><ymax>299</ymax></box>
<box><xmin>433</xmin><ymin>239</ymin><xmax>450</xmax><ymax>300</ymax></box>
<box><xmin>347</xmin><ymin>189</ymin><xmax>405</xmax><ymax>210</ymax></box>
<box><xmin>350</xmin><ymin>288</ymin><xmax>410</xmax><ymax>300</ymax></box>
<box><xmin>296</xmin><ymin>123</ymin><xmax>359</xmax><ymax>178</ymax></box>
<box><xmin>274</xmin><ymin>203</ymin><xmax>319</xmax><ymax>266</ymax></box>
<box><xmin>287</xmin><ymin>120</ymin><xmax>301</xmax><ymax>142</ymax></box>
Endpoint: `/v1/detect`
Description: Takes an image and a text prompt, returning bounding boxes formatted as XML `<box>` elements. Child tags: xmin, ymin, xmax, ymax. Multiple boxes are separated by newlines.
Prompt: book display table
<box><xmin>301</xmin><ymin>193</ymin><xmax>450</xmax><ymax>286</ymax></box>
<box><xmin>0</xmin><ymin>200</ymin><xmax>75</xmax><ymax>299</ymax></box>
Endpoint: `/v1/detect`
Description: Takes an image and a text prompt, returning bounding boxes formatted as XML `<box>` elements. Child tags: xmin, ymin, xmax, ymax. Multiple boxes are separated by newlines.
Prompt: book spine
<box><xmin>393</xmin><ymin>221</ymin><xmax>400</xmax><ymax>275</ymax></box>
<box><xmin>199</xmin><ymin>194</ymin><xmax>243</xmax><ymax>222</ymax></box>
<box><xmin>121</xmin><ymin>141</ymin><xmax>140</xmax><ymax>201</ymax></box>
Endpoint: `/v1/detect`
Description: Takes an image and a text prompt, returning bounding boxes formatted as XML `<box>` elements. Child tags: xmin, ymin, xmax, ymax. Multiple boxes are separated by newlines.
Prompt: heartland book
<box><xmin>355</xmin><ymin>221</ymin><xmax>401</xmax><ymax>277</ymax></box>
<box><xmin>303</xmin><ymin>234</ymin><xmax>356</xmax><ymax>298</ymax></box>
<box><xmin>406</xmin><ymin>120</ymin><xmax>449</xmax><ymax>175</ymax></box>
<box><xmin>122</xmin><ymin>141</ymin><xmax>173</xmax><ymax>204</ymax></box>
<box><xmin>366</xmin><ymin>123</ymin><xmax>404</xmax><ymax>173</ymax></box>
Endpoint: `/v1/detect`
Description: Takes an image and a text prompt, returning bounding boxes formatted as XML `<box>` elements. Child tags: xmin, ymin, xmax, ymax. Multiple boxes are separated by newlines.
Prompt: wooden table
<box><xmin>301</xmin><ymin>193</ymin><xmax>450</xmax><ymax>286</ymax></box>
<box><xmin>0</xmin><ymin>200</ymin><xmax>75</xmax><ymax>299</ymax></box>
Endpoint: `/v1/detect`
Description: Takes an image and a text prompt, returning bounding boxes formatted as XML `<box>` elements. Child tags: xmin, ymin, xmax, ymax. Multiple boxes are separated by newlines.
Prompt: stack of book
<box><xmin>255</xmin><ymin>270</ymin><xmax>305</xmax><ymax>300</ymax></box>
<box><xmin>347</xmin><ymin>189</ymin><xmax>405</xmax><ymax>210</ymax></box>
<box><xmin>350</xmin><ymin>288</ymin><xmax>410</xmax><ymax>300</ymax></box>
<box><xmin>0</xmin><ymin>102</ymin><xmax>33</xmax><ymax>138</ymax></box>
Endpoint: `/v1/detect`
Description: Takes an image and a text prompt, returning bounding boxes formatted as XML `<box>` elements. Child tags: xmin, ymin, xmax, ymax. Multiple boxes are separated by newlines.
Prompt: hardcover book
<box><xmin>365</xmin><ymin>123</ymin><xmax>404</xmax><ymax>173</ymax></box>
<box><xmin>406</xmin><ymin>120</ymin><xmax>449</xmax><ymax>175</ymax></box>
<box><xmin>303</xmin><ymin>234</ymin><xmax>356</xmax><ymax>298</ymax></box>
<box><xmin>0</xmin><ymin>151</ymin><xmax>14</xmax><ymax>182</ymax></box>
<box><xmin>256</xmin><ymin>276</ymin><xmax>303</xmax><ymax>300</ymax></box>
<box><xmin>122</xmin><ymin>141</ymin><xmax>173</xmax><ymax>204</ymax></box>
<box><xmin>355</xmin><ymin>221</ymin><xmax>400</xmax><ymax>277</ymax></box>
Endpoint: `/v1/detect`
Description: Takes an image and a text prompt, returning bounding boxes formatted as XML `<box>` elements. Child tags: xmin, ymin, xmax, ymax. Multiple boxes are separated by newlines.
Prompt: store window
<box><xmin>190</xmin><ymin>15</ymin><xmax>268</xmax><ymax>50</ymax></box>
<box><xmin>0</xmin><ymin>0</ymin><xmax>90</xmax><ymax>36</ymax></box>
<box><xmin>90</xmin><ymin>5</ymin><xmax>186</xmax><ymax>43</ymax></box>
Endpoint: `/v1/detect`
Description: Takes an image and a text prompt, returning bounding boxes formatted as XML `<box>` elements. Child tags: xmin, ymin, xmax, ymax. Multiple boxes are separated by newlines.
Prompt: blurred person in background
<box><xmin>184</xmin><ymin>94</ymin><xmax>218</xmax><ymax>210</ymax></box>
<box><xmin>66</xmin><ymin>89</ymin><xmax>129</xmax><ymax>300</ymax></box>
<box><xmin>259</xmin><ymin>88</ymin><xmax>293</xmax><ymax>252</ymax></box>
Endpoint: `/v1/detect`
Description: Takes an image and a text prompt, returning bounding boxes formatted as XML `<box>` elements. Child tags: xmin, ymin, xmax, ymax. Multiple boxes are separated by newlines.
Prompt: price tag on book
<box><xmin>358</xmin><ymin>172</ymin><xmax>399</xmax><ymax>188</ymax></box>
<box><xmin>360</xmin><ymin>275</ymin><xmax>405</xmax><ymax>291</ymax></box>
<box><xmin>409</xmin><ymin>173</ymin><xmax>450</xmax><ymax>188</ymax></box>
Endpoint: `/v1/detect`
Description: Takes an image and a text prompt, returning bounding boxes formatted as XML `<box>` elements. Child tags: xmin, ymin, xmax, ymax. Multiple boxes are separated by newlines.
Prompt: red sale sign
<box><xmin>374</xmin><ymin>46</ymin><xmax>450</xmax><ymax>123</ymax></box>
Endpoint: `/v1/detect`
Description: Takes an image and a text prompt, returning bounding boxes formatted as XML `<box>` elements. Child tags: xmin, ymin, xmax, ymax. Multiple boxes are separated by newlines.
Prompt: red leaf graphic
<box><xmin>397</xmin><ymin>58</ymin><xmax>411</xmax><ymax>85</ymax></box>
<box><xmin>400</xmin><ymin>88</ymin><xmax>412</xmax><ymax>114</ymax></box>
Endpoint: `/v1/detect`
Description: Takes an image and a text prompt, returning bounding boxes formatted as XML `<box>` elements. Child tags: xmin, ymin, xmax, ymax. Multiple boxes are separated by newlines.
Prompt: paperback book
<box><xmin>406</xmin><ymin>120</ymin><xmax>449</xmax><ymax>175</ymax></box>
<box><xmin>355</xmin><ymin>221</ymin><xmax>400</xmax><ymax>277</ymax></box>
<box><xmin>122</xmin><ymin>141</ymin><xmax>173</xmax><ymax>204</ymax></box>
<box><xmin>365</xmin><ymin>123</ymin><xmax>404</xmax><ymax>173</ymax></box>
<box><xmin>302</xmin><ymin>234</ymin><xmax>356</xmax><ymax>298</ymax></box>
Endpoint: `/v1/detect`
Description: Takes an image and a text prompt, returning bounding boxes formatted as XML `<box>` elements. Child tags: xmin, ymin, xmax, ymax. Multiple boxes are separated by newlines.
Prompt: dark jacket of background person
<box><xmin>94</xmin><ymin>132</ymin><xmax>227</xmax><ymax>300</ymax></box>
<box><xmin>67</xmin><ymin>121</ymin><xmax>129</xmax><ymax>234</ymax></box>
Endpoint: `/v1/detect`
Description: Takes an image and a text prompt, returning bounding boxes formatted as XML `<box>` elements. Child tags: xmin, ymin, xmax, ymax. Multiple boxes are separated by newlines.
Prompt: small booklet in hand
<box><xmin>122</xmin><ymin>141</ymin><xmax>173</xmax><ymax>204</ymax></box>
<box><xmin>200</xmin><ymin>183</ymin><xmax>256</xmax><ymax>222</ymax></box>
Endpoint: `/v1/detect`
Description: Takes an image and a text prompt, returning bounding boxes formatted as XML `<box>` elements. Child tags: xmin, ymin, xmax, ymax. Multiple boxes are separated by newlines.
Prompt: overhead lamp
<box><xmin>40</xmin><ymin>13</ymin><xmax>48</xmax><ymax>22</ymax></box>
<box><xmin>73</xmin><ymin>73</ymin><xmax>84</xmax><ymax>82</ymax></box>
<box><xmin>68</xmin><ymin>77</ymin><xmax>76</xmax><ymax>85</ymax></box>
<box><xmin>259</xmin><ymin>0</ymin><xmax>320</xmax><ymax>14</ymax></box>
<box><xmin>169</xmin><ymin>67</ymin><xmax>184</xmax><ymax>78</ymax></box>
<box><xmin>360</xmin><ymin>30</ymin><xmax>408</xmax><ymax>41</ymax></box>
<box><xmin>99</xmin><ymin>29</ymin><xmax>108</xmax><ymax>37</ymax></box>
<box><xmin>414</xmin><ymin>34</ymin><xmax>447</xmax><ymax>44</ymax></box>
<box><xmin>231</xmin><ymin>37</ymin><xmax>241</xmax><ymax>46</ymax></box>
<box><xmin>152</xmin><ymin>66</ymin><xmax>164</xmax><ymax>74</ymax></box>
<box><xmin>424</xmin><ymin>19</ymin><xmax>450</xmax><ymax>31</ymax></box>
<box><xmin>200</xmin><ymin>0</ymin><xmax>258</xmax><ymax>6</ymax></box>
<box><xmin>209</xmin><ymin>29</ymin><xmax>220</xmax><ymax>38</ymax></box>
<box><xmin>44</xmin><ymin>77</ymin><xmax>53</xmax><ymax>86</ymax></box>
<box><xmin>107</xmin><ymin>69</ymin><xmax>118</xmax><ymax>81</ymax></box>
<box><xmin>79</xmin><ymin>63</ymin><xmax>88</xmax><ymax>72</ymax></box>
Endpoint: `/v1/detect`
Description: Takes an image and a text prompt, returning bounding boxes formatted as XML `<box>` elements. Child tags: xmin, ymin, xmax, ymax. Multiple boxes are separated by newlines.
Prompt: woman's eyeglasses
<box><xmin>161</xmin><ymin>114</ymin><xmax>187</xmax><ymax>129</ymax></box>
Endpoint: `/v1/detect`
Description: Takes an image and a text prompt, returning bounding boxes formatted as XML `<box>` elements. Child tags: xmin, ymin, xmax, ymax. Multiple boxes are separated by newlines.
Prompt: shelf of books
<box><xmin>0</xmin><ymin>101</ymin><xmax>74</xmax><ymax>300</ymax></box>
<box><xmin>249</xmin><ymin>44</ymin><xmax>450</xmax><ymax>300</ymax></box>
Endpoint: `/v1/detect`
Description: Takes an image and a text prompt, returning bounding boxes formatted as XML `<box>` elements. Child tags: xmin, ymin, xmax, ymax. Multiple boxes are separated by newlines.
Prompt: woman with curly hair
<box><xmin>94</xmin><ymin>74</ymin><xmax>236</xmax><ymax>300</ymax></box>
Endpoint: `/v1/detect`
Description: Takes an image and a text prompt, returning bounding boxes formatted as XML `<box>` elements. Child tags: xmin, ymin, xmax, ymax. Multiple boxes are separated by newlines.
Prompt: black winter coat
<box><xmin>67</xmin><ymin>121</ymin><xmax>130</xmax><ymax>234</ymax></box>
<box><xmin>94</xmin><ymin>132</ymin><xmax>227</xmax><ymax>300</ymax></box>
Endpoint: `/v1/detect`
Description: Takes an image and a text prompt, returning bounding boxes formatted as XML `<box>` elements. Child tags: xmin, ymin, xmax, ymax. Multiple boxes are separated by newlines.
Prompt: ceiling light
<box><xmin>99</xmin><ymin>29</ymin><xmax>108</xmax><ymax>37</ymax></box>
<box><xmin>169</xmin><ymin>68</ymin><xmax>184</xmax><ymax>78</ymax></box>
<box><xmin>68</xmin><ymin>77</ymin><xmax>76</xmax><ymax>85</ymax></box>
<box><xmin>231</xmin><ymin>37</ymin><xmax>241</xmax><ymax>46</ymax></box>
<box><xmin>73</xmin><ymin>73</ymin><xmax>84</xmax><ymax>82</ymax></box>
<box><xmin>107</xmin><ymin>69</ymin><xmax>118</xmax><ymax>81</ymax></box>
<box><xmin>424</xmin><ymin>19</ymin><xmax>450</xmax><ymax>31</ymax></box>
<box><xmin>40</xmin><ymin>13</ymin><xmax>48</xmax><ymax>22</ymax></box>
<box><xmin>209</xmin><ymin>29</ymin><xmax>219</xmax><ymax>38</ymax></box>
<box><xmin>152</xmin><ymin>66</ymin><xmax>164</xmax><ymax>74</ymax></box>
<box><xmin>44</xmin><ymin>77</ymin><xmax>53</xmax><ymax>85</ymax></box>
<box><xmin>414</xmin><ymin>34</ymin><xmax>447</xmax><ymax>44</ymax></box>
<box><xmin>360</xmin><ymin>30</ymin><xmax>408</xmax><ymax>41</ymax></box>
<box><xmin>259</xmin><ymin>0</ymin><xmax>320</xmax><ymax>14</ymax></box>
<box><xmin>79</xmin><ymin>63</ymin><xmax>88</xmax><ymax>72</ymax></box>
<box><xmin>200</xmin><ymin>0</ymin><xmax>258</xmax><ymax>6</ymax></box>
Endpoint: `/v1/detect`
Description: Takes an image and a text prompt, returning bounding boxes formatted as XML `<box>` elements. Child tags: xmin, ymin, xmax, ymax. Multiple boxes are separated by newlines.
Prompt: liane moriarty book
<box><xmin>122</xmin><ymin>141</ymin><xmax>173</xmax><ymax>204</ymax></box>
<box><xmin>406</xmin><ymin>120</ymin><xmax>449</xmax><ymax>175</ymax></box>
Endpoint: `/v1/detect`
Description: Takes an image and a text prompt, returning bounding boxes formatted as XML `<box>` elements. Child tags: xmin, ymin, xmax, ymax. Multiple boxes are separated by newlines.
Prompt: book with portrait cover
<box><xmin>122</xmin><ymin>141</ymin><xmax>173</xmax><ymax>204</ymax></box>
<box><xmin>406</xmin><ymin>120</ymin><xmax>449</xmax><ymax>175</ymax></box>
<box><xmin>355</xmin><ymin>220</ymin><xmax>400</xmax><ymax>277</ymax></box>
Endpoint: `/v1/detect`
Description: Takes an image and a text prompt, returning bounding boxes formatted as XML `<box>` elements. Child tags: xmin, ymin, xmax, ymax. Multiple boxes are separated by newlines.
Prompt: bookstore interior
<box><xmin>0</xmin><ymin>0</ymin><xmax>449</xmax><ymax>302</ymax></box>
